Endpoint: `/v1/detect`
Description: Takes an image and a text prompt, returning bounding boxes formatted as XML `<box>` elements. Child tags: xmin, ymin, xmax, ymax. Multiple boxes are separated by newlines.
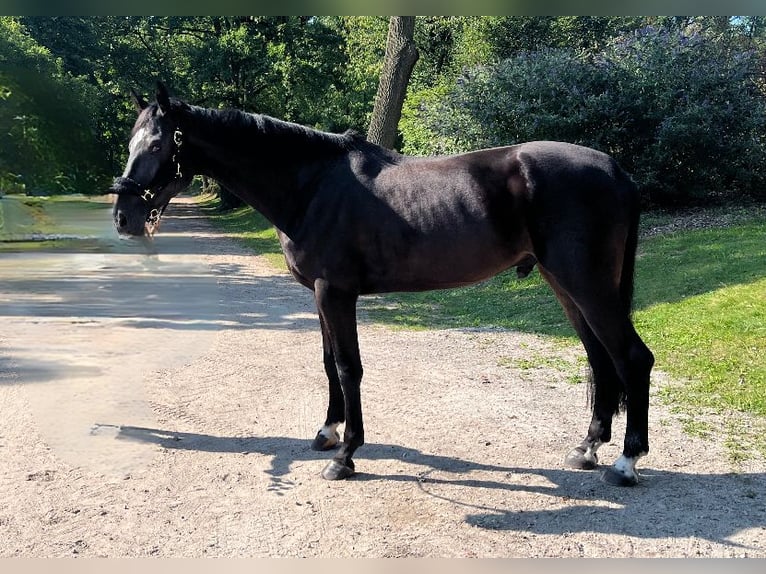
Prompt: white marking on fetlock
<box><xmin>613</xmin><ymin>452</ymin><xmax>646</xmax><ymax>480</ymax></box>
<box><xmin>319</xmin><ymin>423</ymin><xmax>340</xmax><ymax>445</ymax></box>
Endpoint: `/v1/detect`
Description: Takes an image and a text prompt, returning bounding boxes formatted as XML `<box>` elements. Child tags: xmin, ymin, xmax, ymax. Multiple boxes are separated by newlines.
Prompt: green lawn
<box><xmin>632</xmin><ymin>223</ymin><xmax>766</xmax><ymax>418</ymax></box>
<box><xmin>0</xmin><ymin>194</ymin><xmax>112</xmax><ymax>252</ymax></box>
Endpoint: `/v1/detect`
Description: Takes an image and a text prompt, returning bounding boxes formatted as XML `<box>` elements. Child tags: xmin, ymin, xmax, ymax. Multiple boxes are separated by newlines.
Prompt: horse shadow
<box><xmin>108</xmin><ymin>424</ymin><xmax>766</xmax><ymax>551</ymax></box>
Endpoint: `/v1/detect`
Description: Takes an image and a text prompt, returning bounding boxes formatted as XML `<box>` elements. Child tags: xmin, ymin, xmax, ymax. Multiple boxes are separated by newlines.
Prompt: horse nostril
<box><xmin>115</xmin><ymin>211</ymin><xmax>128</xmax><ymax>229</ymax></box>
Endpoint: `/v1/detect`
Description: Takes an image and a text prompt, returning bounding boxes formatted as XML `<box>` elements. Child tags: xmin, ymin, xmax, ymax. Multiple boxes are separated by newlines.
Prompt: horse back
<box><xmin>282</xmin><ymin>140</ymin><xmax>635</xmax><ymax>294</ymax></box>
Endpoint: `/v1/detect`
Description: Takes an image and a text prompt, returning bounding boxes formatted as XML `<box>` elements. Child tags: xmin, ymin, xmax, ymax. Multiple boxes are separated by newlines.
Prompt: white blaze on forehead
<box><xmin>128</xmin><ymin>126</ymin><xmax>151</xmax><ymax>154</ymax></box>
<box><xmin>123</xmin><ymin>126</ymin><xmax>153</xmax><ymax>178</ymax></box>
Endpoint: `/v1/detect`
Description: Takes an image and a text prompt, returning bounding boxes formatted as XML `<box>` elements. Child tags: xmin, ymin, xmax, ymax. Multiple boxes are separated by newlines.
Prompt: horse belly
<box><xmin>365</xmin><ymin>228</ymin><xmax>524</xmax><ymax>293</ymax></box>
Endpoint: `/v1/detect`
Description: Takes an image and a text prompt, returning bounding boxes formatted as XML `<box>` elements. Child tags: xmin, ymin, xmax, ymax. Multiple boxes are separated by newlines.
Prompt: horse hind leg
<box><xmin>577</xmin><ymin>303</ymin><xmax>653</xmax><ymax>486</ymax></box>
<box><xmin>599</xmin><ymin>327</ymin><xmax>654</xmax><ymax>487</ymax></box>
<box><xmin>541</xmin><ymin>271</ymin><xmax>624</xmax><ymax>471</ymax></box>
<box><xmin>539</xmin><ymin>266</ymin><xmax>654</xmax><ymax>486</ymax></box>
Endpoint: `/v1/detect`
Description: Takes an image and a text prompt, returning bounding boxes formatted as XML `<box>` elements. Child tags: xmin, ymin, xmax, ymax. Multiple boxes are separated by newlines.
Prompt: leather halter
<box><xmin>111</xmin><ymin>128</ymin><xmax>184</xmax><ymax>224</ymax></box>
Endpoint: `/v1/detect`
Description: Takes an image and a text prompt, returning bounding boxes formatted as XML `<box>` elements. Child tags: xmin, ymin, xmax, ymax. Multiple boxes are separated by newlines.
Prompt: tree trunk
<box><xmin>366</xmin><ymin>16</ymin><xmax>419</xmax><ymax>149</ymax></box>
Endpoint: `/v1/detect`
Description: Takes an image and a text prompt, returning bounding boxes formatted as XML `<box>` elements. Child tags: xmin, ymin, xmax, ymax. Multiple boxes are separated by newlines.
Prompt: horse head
<box><xmin>112</xmin><ymin>82</ymin><xmax>194</xmax><ymax>236</ymax></box>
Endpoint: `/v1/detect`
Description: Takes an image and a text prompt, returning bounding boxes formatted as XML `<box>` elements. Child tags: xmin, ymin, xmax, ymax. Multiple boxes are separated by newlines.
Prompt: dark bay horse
<box><xmin>111</xmin><ymin>83</ymin><xmax>654</xmax><ymax>486</ymax></box>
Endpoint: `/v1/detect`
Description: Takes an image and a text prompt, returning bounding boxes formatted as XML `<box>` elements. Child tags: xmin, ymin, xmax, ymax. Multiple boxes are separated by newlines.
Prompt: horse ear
<box><xmin>130</xmin><ymin>88</ymin><xmax>148</xmax><ymax>111</ymax></box>
<box><xmin>156</xmin><ymin>81</ymin><xmax>172</xmax><ymax>114</ymax></box>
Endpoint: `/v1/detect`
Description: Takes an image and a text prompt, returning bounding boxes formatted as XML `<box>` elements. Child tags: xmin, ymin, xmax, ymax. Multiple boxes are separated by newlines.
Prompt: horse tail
<box><xmin>598</xmin><ymin>174</ymin><xmax>641</xmax><ymax>413</ymax></box>
<box><xmin>619</xmin><ymin>175</ymin><xmax>641</xmax><ymax>318</ymax></box>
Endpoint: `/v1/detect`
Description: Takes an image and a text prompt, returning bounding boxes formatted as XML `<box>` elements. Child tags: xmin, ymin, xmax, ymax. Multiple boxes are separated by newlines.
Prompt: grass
<box><xmin>497</xmin><ymin>351</ymin><xmax>589</xmax><ymax>385</ymax></box>
<box><xmin>637</xmin><ymin>279</ymin><xmax>766</xmax><ymax>414</ymax></box>
<box><xmin>366</xmin><ymin>215</ymin><xmax>766</xmax><ymax>417</ymax></box>
<box><xmin>197</xmin><ymin>195</ymin><xmax>287</xmax><ymax>270</ymax></box>
<box><xmin>202</xmin><ymin>197</ymin><xmax>766</xmax><ymax>458</ymax></box>
<box><xmin>363</xmin><ymin>269</ymin><xmax>571</xmax><ymax>335</ymax></box>
<box><xmin>632</xmin><ymin>222</ymin><xmax>766</xmax><ymax>420</ymax></box>
<box><xmin>0</xmin><ymin>194</ymin><xmax>111</xmax><ymax>252</ymax></box>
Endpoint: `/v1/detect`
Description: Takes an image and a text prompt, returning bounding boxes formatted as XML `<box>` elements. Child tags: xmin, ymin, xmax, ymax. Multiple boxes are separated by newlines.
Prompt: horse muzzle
<box><xmin>111</xmin><ymin>177</ymin><xmax>160</xmax><ymax>236</ymax></box>
<box><xmin>113</xmin><ymin>207</ymin><xmax>150</xmax><ymax>236</ymax></box>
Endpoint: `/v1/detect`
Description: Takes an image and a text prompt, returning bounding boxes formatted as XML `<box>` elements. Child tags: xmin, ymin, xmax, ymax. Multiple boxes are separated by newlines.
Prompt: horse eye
<box><xmin>150</xmin><ymin>144</ymin><xmax>161</xmax><ymax>153</ymax></box>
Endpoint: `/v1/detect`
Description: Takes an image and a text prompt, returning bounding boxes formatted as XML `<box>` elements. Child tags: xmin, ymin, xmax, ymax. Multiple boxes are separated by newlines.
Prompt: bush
<box><xmin>403</xmin><ymin>25</ymin><xmax>766</xmax><ymax>205</ymax></box>
<box><xmin>1</xmin><ymin>18</ymin><xmax>111</xmax><ymax>195</ymax></box>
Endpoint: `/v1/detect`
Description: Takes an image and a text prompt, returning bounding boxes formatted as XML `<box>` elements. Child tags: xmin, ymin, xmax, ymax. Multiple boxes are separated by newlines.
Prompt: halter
<box><xmin>111</xmin><ymin>128</ymin><xmax>184</xmax><ymax>225</ymax></box>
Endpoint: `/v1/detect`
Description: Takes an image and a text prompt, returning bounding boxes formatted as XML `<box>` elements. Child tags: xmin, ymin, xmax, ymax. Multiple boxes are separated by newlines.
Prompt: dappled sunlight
<box><xmin>634</xmin><ymin>277</ymin><xmax>766</xmax><ymax>434</ymax></box>
<box><xmin>634</xmin><ymin>223</ymin><xmax>766</xmax><ymax>309</ymax></box>
<box><xmin>0</xmin><ymin>195</ymin><xmax>319</xmax><ymax>478</ymax></box>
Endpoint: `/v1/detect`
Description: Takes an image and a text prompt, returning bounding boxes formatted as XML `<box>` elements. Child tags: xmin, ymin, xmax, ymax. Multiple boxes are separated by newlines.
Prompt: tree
<box><xmin>20</xmin><ymin>16</ymin><xmax>181</xmax><ymax>174</ymax></box>
<box><xmin>321</xmin><ymin>16</ymin><xmax>388</xmax><ymax>133</ymax></box>
<box><xmin>366</xmin><ymin>16</ymin><xmax>418</xmax><ymax>149</ymax></box>
<box><xmin>0</xmin><ymin>17</ymin><xmax>110</xmax><ymax>195</ymax></box>
<box><xmin>402</xmin><ymin>22</ymin><xmax>766</xmax><ymax>204</ymax></box>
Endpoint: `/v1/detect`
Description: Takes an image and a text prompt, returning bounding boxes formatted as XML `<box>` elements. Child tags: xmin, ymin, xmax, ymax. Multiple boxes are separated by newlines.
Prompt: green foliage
<box><xmin>475</xmin><ymin>16</ymin><xmax>646</xmax><ymax>60</ymax></box>
<box><xmin>14</xmin><ymin>16</ymin><xmax>381</xmax><ymax>189</ymax></box>
<box><xmin>0</xmin><ymin>17</ymin><xmax>111</xmax><ymax>195</ymax></box>
<box><xmin>18</xmin><ymin>17</ymin><xmax>168</xmax><ymax>175</ymax></box>
<box><xmin>329</xmin><ymin>16</ymin><xmax>389</xmax><ymax>133</ymax></box>
<box><xmin>172</xmin><ymin>17</ymin><xmax>347</xmax><ymax>128</ymax></box>
<box><xmin>402</xmin><ymin>22</ymin><xmax>766</xmax><ymax>205</ymax></box>
<box><xmin>12</xmin><ymin>16</ymin><xmax>378</xmax><ymax>199</ymax></box>
<box><xmin>10</xmin><ymin>15</ymin><xmax>766</xmax><ymax>208</ymax></box>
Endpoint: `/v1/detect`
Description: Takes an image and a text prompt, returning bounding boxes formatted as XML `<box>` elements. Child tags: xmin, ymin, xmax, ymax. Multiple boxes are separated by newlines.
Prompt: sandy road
<box><xmin>0</xmin><ymin>196</ymin><xmax>764</xmax><ymax>557</ymax></box>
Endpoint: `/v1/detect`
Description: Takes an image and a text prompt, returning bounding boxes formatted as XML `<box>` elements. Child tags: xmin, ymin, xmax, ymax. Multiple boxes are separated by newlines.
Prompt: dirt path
<box><xmin>1</xmin><ymin>197</ymin><xmax>764</xmax><ymax>557</ymax></box>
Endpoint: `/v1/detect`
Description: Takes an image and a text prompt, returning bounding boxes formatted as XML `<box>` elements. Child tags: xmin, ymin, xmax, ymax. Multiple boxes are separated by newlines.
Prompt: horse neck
<box><xmin>182</xmin><ymin>107</ymin><xmax>342</xmax><ymax>233</ymax></box>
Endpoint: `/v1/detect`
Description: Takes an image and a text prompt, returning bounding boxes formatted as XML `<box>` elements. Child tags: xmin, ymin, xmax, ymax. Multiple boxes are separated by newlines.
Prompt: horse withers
<box><xmin>111</xmin><ymin>83</ymin><xmax>654</xmax><ymax>486</ymax></box>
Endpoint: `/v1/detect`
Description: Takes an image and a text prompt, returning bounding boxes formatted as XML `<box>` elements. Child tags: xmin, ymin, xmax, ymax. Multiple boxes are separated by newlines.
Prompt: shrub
<box><xmin>403</xmin><ymin>25</ymin><xmax>766</xmax><ymax>205</ymax></box>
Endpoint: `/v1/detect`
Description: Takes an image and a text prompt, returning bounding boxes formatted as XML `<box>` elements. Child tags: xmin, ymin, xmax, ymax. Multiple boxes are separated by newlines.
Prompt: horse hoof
<box><xmin>564</xmin><ymin>446</ymin><xmax>598</xmax><ymax>470</ymax></box>
<box><xmin>601</xmin><ymin>466</ymin><xmax>638</xmax><ymax>487</ymax></box>
<box><xmin>311</xmin><ymin>430</ymin><xmax>340</xmax><ymax>451</ymax></box>
<box><xmin>321</xmin><ymin>460</ymin><xmax>355</xmax><ymax>480</ymax></box>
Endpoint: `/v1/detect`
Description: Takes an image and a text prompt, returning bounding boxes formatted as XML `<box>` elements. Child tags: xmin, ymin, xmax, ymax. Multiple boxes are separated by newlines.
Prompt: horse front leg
<box><xmin>310</xmin><ymin>314</ymin><xmax>345</xmax><ymax>451</ymax></box>
<box><xmin>313</xmin><ymin>279</ymin><xmax>364</xmax><ymax>480</ymax></box>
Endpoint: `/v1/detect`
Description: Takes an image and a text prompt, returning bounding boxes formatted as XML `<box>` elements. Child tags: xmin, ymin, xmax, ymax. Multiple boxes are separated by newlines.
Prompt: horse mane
<box><xmin>178</xmin><ymin>99</ymin><xmax>398</xmax><ymax>163</ymax></box>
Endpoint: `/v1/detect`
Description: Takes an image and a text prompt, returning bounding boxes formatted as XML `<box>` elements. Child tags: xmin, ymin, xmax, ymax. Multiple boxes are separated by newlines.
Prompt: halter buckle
<box><xmin>141</xmin><ymin>189</ymin><xmax>155</xmax><ymax>202</ymax></box>
<box><xmin>173</xmin><ymin>128</ymin><xmax>183</xmax><ymax>178</ymax></box>
<box><xmin>147</xmin><ymin>208</ymin><xmax>161</xmax><ymax>225</ymax></box>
